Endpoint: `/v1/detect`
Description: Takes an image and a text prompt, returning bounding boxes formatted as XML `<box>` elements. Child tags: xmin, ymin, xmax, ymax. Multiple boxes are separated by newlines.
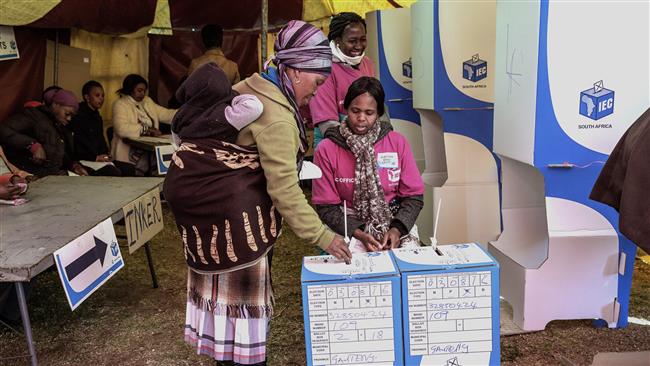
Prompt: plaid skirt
<box><xmin>184</xmin><ymin>255</ymin><xmax>273</xmax><ymax>364</ymax></box>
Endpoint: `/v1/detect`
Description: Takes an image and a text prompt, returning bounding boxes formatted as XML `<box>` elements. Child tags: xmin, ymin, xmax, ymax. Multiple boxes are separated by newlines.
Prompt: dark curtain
<box><xmin>148</xmin><ymin>31</ymin><xmax>258</xmax><ymax>107</ymax></box>
<box><xmin>169</xmin><ymin>0</ymin><xmax>302</xmax><ymax>29</ymax></box>
<box><xmin>28</xmin><ymin>0</ymin><xmax>157</xmax><ymax>35</ymax></box>
<box><xmin>0</xmin><ymin>28</ymin><xmax>48</xmax><ymax>123</ymax></box>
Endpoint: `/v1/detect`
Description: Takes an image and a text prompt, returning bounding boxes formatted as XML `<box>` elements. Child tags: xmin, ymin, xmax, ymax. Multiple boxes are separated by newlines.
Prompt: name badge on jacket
<box><xmin>377</xmin><ymin>152</ymin><xmax>398</xmax><ymax>169</ymax></box>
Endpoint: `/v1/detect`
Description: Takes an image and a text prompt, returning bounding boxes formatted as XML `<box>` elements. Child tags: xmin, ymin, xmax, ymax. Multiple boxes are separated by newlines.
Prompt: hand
<box><xmin>0</xmin><ymin>183</ymin><xmax>21</xmax><ymax>200</ymax></box>
<box><xmin>9</xmin><ymin>175</ymin><xmax>26</xmax><ymax>185</ymax></box>
<box><xmin>31</xmin><ymin>145</ymin><xmax>47</xmax><ymax>164</ymax></box>
<box><xmin>324</xmin><ymin>235</ymin><xmax>352</xmax><ymax>264</ymax></box>
<box><xmin>353</xmin><ymin>229</ymin><xmax>382</xmax><ymax>252</ymax></box>
<box><xmin>148</xmin><ymin>128</ymin><xmax>162</xmax><ymax>137</ymax></box>
<box><xmin>95</xmin><ymin>154</ymin><xmax>112</xmax><ymax>162</ymax></box>
<box><xmin>72</xmin><ymin>163</ymin><xmax>89</xmax><ymax>176</ymax></box>
<box><xmin>381</xmin><ymin>227</ymin><xmax>402</xmax><ymax>250</ymax></box>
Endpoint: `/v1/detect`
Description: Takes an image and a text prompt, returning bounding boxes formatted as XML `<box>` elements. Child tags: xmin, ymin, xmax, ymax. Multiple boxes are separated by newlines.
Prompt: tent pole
<box><xmin>53</xmin><ymin>29</ymin><xmax>59</xmax><ymax>86</ymax></box>
<box><xmin>261</xmin><ymin>0</ymin><xmax>268</xmax><ymax>69</ymax></box>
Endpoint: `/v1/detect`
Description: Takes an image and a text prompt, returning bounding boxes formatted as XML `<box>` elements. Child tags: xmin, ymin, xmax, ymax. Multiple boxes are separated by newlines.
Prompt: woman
<box><xmin>0</xmin><ymin>145</ymin><xmax>29</xmax><ymax>202</ymax></box>
<box><xmin>111</xmin><ymin>74</ymin><xmax>176</xmax><ymax>176</ymax></box>
<box><xmin>309</xmin><ymin>12</ymin><xmax>376</xmax><ymax>148</ymax></box>
<box><xmin>0</xmin><ymin>89</ymin><xmax>89</xmax><ymax>177</ymax></box>
<box><xmin>70</xmin><ymin>80</ymin><xmax>131</xmax><ymax>176</ymax></box>
<box><xmin>312</xmin><ymin>77</ymin><xmax>424</xmax><ymax>252</ymax></box>
<box><xmin>164</xmin><ymin>21</ymin><xmax>350</xmax><ymax>365</ymax></box>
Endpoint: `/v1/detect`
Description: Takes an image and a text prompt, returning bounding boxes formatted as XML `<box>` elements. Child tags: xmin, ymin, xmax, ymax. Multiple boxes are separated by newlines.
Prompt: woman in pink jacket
<box><xmin>312</xmin><ymin>77</ymin><xmax>425</xmax><ymax>252</ymax></box>
<box><xmin>309</xmin><ymin>12</ymin><xmax>376</xmax><ymax>148</ymax></box>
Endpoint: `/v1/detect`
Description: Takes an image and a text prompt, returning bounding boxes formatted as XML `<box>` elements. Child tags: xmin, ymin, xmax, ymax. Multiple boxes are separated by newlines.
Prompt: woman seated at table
<box><xmin>0</xmin><ymin>89</ymin><xmax>89</xmax><ymax>177</ymax></box>
<box><xmin>312</xmin><ymin>77</ymin><xmax>424</xmax><ymax>252</ymax></box>
<box><xmin>111</xmin><ymin>74</ymin><xmax>176</xmax><ymax>176</ymax></box>
<box><xmin>70</xmin><ymin>80</ymin><xmax>135</xmax><ymax>176</ymax></box>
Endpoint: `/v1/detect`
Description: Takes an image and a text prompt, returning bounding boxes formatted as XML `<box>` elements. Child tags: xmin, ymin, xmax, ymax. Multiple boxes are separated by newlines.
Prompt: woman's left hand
<box><xmin>148</xmin><ymin>128</ymin><xmax>162</xmax><ymax>137</ymax></box>
<box><xmin>381</xmin><ymin>227</ymin><xmax>401</xmax><ymax>250</ymax></box>
<box><xmin>72</xmin><ymin>163</ymin><xmax>89</xmax><ymax>176</ymax></box>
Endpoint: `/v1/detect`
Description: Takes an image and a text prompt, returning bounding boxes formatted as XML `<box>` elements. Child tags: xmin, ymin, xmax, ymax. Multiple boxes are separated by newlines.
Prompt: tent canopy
<box><xmin>0</xmin><ymin>0</ymin><xmax>414</xmax><ymax>122</ymax></box>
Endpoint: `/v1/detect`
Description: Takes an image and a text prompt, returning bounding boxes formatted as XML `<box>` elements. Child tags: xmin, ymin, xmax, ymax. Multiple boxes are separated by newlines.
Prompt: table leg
<box><xmin>15</xmin><ymin>282</ymin><xmax>38</xmax><ymax>366</ymax></box>
<box><xmin>144</xmin><ymin>242</ymin><xmax>159</xmax><ymax>289</ymax></box>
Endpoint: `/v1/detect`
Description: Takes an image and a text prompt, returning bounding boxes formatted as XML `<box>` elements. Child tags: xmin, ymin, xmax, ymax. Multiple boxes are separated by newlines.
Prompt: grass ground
<box><xmin>1</xmin><ymin>205</ymin><xmax>648</xmax><ymax>365</ymax></box>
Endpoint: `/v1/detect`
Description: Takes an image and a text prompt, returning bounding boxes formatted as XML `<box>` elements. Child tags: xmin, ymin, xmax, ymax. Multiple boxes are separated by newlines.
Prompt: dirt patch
<box><xmin>1</xmin><ymin>205</ymin><xmax>648</xmax><ymax>365</ymax></box>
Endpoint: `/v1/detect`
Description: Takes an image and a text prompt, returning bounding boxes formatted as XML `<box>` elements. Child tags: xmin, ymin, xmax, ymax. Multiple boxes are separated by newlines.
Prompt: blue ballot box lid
<box><xmin>301</xmin><ymin>251</ymin><xmax>399</xmax><ymax>283</ymax></box>
<box><xmin>392</xmin><ymin>243</ymin><xmax>498</xmax><ymax>272</ymax></box>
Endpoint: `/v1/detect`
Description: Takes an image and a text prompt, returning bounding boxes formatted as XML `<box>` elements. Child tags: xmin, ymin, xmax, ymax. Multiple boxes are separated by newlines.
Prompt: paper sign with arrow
<box><xmin>155</xmin><ymin>144</ymin><xmax>176</xmax><ymax>175</ymax></box>
<box><xmin>54</xmin><ymin>218</ymin><xmax>124</xmax><ymax>310</ymax></box>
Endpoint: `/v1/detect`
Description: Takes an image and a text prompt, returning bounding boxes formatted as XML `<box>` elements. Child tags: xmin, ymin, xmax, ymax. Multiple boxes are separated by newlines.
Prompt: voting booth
<box><xmin>366</xmin><ymin>8</ymin><xmax>438</xmax><ymax>245</ymax></box>
<box><xmin>410</xmin><ymin>0</ymin><xmax>501</xmax><ymax>247</ymax></box>
<box><xmin>302</xmin><ymin>252</ymin><xmax>404</xmax><ymax>366</ymax></box>
<box><xmin>489</xmin><ymin>1</ymin><xmax>649</xmax><ymax>330</ymax></box>
<box><xmin>393</xmin><ymin>244</ymin><xmax>500</xmax><ymax>366</ymax></box>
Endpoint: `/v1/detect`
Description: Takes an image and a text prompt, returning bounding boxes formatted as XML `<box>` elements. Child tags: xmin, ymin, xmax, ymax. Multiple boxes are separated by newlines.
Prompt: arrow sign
<box><xmin>155</xmin><ymin>144</ymin><xmax>176</xmax><ymax>175</ymax></box>
<box><xmin>54</xmin><ymin>218</ymin><xmax>124</xmax><ymax>310</ymax></box>
<box><xmin>65</xmin><ymin>236</ymin><xmax>108</xmax><ymax>281</ymax></box>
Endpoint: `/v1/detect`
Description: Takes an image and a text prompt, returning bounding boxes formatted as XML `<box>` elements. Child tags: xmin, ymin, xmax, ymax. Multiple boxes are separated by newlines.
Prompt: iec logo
<box><xmin>579</xmin><ymin>80</ymin><xmax>614</xmax><ymax>120</ymax></box>
<box><xmin>402</xmin><ymin>58</ymin><xmax>412</xmax><ymax>78</ymax></box>
<box><xmin>110</xmin><ymin>241</ymin><xmax>119</xmax><ymax>257</ymax></box>
<box><xmin>462</xmin><ymin>54</ymin><xmax>487</xmax><ymax>82</ymax></box>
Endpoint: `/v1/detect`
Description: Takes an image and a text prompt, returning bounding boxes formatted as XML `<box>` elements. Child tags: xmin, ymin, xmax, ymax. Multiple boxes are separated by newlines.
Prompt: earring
<box><xmin>295</xmin><ymin>79</ymin><xmax>301</xmax><ymax>84</ymax></box>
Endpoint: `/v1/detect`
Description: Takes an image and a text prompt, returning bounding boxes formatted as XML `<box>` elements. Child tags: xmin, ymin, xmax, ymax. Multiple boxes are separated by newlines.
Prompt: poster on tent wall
<box><xmin>0</xmin><ymin>26</ymin><xmax>19</xmax><ymax>61</ymax></box>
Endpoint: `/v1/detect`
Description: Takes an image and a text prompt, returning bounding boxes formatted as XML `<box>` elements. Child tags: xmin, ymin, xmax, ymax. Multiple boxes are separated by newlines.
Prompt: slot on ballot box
<box><xmin>392</xmin><ymin>243</ymin><xmax>500</xmax><ymax>366</ymax></box>
<box><xmin>301</xmin><ymin>251</ymin><xmax>404</xmax><ymax>366</ymax></box>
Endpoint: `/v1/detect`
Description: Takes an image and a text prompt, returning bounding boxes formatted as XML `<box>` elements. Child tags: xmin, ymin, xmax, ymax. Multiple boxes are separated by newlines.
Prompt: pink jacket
<box><xmin>309</xmin><ymin>57</ymin><xmax>375</xmax><ymax>125</ymax></box>
<box><xmin>312</xmin><ymin>130</ymin><xmax>424</xmax><ymax>205</ymax></box>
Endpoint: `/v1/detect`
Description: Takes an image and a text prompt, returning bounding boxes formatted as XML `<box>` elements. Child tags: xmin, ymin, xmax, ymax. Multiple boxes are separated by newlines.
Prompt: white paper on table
<box><xmin>79</xmin><ymin>160</ymin><xmax>115</xmax><ymax>170</ymax></box>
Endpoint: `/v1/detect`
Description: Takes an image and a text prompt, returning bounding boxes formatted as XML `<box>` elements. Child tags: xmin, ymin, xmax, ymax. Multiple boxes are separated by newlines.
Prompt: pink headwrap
<box><xmin>49</xmin><ymin>89</ymin><xmax>79</xmax><ymax>112</ymax></box>
<box><xmin>265</xmin><ymin>20</ymin><xmax>332</xmax><ymax>160</ymax></box>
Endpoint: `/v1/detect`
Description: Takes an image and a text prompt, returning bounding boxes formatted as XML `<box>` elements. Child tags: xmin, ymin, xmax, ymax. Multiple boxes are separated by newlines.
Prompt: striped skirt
<box><xmin>184</xmin><ymin>256</ymin><xmax>273</xmax><ymax>364</ymax></box>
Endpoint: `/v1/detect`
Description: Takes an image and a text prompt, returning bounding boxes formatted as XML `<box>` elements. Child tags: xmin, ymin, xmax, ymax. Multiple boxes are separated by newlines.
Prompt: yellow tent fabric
<box><xmin>303</xmin><ymin>0</ymin><xmax>417</xmax><ymax>23</ymax></box>
<box><xmin>70</xmin><ymin>29</ymin><xmax>149</xmax><ymax>122</ymax></box>
<box><xmin>0</xmin><ymin>0</ymin><xmax>60</xmax><ymax>26</ymax></box>
<box><xmin>149</xmin><ymin>0</ymin><xmax>172</xmax><ymax>35</ymax></box>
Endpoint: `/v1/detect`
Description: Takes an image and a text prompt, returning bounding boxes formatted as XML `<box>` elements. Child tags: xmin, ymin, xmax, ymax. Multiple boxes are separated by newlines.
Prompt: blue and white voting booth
<box><xmin>302</xmin><ymin>252</ymin><xmax>404</xmax><ymax>366</ymax></box>
<box><xmin>366</xmin><ymin>8</ymin><xmax>440</xmax><ymax>245</ymax></box>
<box><xmin>489</xmin><ymin>1</ymin><xmax>649</xmax><ymax>330</ymax></box>
<box><xmin>410</xmin><ymin>0</ymin><xmax>501</xmax><ymax>247</ymax></box>
<box><xmin>393</xmin><ymin>244</ymin><xmax>500</xmax><ymax>365</ymax></box>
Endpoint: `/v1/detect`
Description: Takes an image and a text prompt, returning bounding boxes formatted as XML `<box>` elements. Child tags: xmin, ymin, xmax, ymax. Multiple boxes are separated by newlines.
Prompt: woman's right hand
<box><xmin>325</xmin><ymin>235</ymin><xmax>352</xmax><ymax>264</ymax></box>
<box><xmin>353</xmin><ymin>229</ymin><xmax>382</xmax><ymax>252</ymax></box>
<box><xmin>0</xmin><ymin>183</ymin><xmax>21</xmax><ymax>200</ymax></box>
<box><xmin>31</xmin><ymin>145</ymin><xmax>47</xmax><ymax>164</ymax></box>
<box><xmin>95</xmin><ymin>154</ymin><xmax>112</xmax><ymax>162</ymax></box>
<box><xmin>148</xmin><ymin>127</ymin><xmax>162</xmax><ymax>137</ymax></box>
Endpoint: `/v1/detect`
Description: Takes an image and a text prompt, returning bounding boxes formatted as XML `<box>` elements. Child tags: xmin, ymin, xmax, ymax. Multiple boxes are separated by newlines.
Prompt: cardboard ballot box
<box><xmin>301</xmin><ymin>252</ymin><xmax>404</xmax><ymax>366</ymax></box>
<box><xmin>392</xmin><ymin>243</ymin><xmax>500</xmax><ymax>366</ymax></box>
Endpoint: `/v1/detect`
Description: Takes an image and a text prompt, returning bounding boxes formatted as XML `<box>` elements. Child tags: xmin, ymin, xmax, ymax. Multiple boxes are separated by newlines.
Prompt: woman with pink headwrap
<box><xmin>0</xmin><ymin>88</ymin><xmax>89</xmax><ymax>177</ymax></box>
<box><xmin>164</xmin><ymin>21</ymin><xmax>350</xmax><ymax>365</ymax></box>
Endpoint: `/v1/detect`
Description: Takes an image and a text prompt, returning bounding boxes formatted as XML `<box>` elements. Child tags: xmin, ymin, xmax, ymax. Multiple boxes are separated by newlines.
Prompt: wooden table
<box><xmin>0</xmin><ymin>176</ymin><xmax>164</xmax><ymax>366</ymax></box>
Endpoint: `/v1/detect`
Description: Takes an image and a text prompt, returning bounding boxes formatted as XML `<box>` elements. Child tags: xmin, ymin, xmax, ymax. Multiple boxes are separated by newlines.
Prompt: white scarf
<box><xmin>128</xmin><ymin>95</ymin><xmax>153</xmax><ymax>128</ymax></box>
<box><xmin>330</xmin><ymin>40</ymin><xmax>364</xmax><ymax>66</ymax></box>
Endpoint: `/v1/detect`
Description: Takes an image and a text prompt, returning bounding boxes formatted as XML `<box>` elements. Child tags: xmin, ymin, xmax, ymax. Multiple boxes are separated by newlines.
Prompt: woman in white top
<box><xmin>111</xmin><ymin>74</ymin><xmax>176</xmax><ymax>175</ymax></box>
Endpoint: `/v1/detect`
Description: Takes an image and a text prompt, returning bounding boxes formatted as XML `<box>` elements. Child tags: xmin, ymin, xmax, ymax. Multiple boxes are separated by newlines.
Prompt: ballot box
<box><xmin>392</xmin><ymin>243</ymin><xmax>500</xmax><ymax>365</ymax></box>
<box><xmin>301</xmin><ymin>252</ymin><xmax>404</xmax><ymax>366</ymax></box>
